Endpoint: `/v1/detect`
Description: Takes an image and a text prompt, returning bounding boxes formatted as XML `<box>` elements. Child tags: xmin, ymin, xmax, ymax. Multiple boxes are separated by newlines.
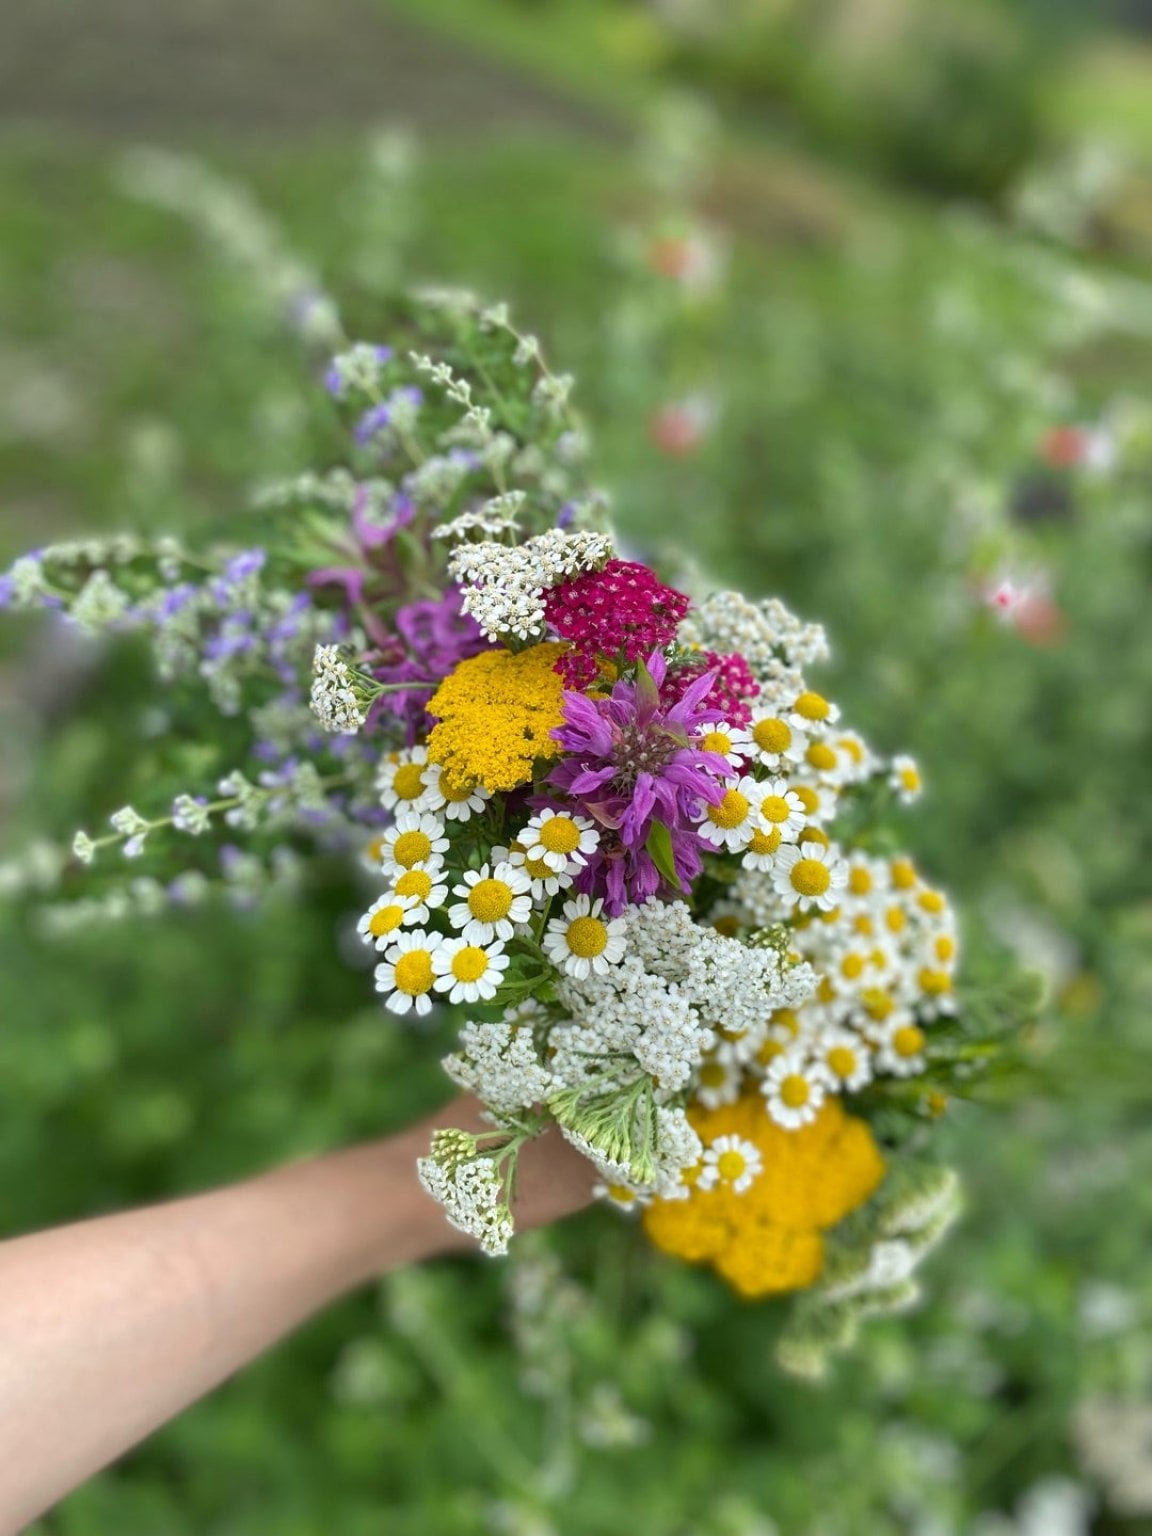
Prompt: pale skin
<box><xmin>0</xmin><ymin>1096</ymin><xmax>595</xmax><ymax>1533</ymax></box>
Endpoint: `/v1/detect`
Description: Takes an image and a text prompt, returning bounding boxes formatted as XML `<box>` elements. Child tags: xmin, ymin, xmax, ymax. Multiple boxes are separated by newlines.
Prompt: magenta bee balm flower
<box><xmin>548</xmin><ymin>650</ymin><xmax>734</xmax><ymax>912</ymax></box>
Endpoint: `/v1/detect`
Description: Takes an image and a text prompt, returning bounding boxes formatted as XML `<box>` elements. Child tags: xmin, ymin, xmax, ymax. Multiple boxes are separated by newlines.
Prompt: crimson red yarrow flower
<box><xmin>547</xmin><ymin>650</ymin><xmax>733</xmax><ymax>913</ymax></box>
<box><xmin>544</xmin><ymin>558</ymin><xmax>691</xmax><ymax>690</ymax></box>
<box><xmin>664</xmin><ymin>649</ymin><xmax>760</xmax><ymax>727</ymax></box>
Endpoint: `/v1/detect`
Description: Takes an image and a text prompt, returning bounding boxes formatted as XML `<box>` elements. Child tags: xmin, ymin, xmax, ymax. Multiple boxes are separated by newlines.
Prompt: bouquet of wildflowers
<box><xmin>0</xmin><ymin>291</ymin><xmax>1033</xmax><ymax>1372</ymax></box>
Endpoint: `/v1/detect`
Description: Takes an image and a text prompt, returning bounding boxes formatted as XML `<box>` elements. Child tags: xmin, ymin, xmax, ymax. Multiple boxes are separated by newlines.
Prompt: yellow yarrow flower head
<box><xmin>643</xmin><ymin>1091</ymin><xmax>885</xmax><ymax>1299</ymax></box>
<box><xmin>425</xmin><ymin>642</ymin><xmax>568</xmax><ymax>793</ymax></box>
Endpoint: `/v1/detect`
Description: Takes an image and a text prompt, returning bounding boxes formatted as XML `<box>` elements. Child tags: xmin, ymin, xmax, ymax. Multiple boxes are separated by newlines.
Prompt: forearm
<box><xmin>0</xmin><ymin>1099</ymin><xmax>591</xmax><ymax>1531</ymax></box>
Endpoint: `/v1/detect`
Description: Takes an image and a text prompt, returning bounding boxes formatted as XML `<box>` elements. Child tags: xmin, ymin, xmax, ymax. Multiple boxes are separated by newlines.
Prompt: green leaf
<box><xmin>646</xmin><ymin>820</ymin><xmax>680</xmax><ymax>890</ymax></box>
<box><xmin>634</xmin><ymin>657</ymin><xmax>660</xmax><ymax>711</ymax></box>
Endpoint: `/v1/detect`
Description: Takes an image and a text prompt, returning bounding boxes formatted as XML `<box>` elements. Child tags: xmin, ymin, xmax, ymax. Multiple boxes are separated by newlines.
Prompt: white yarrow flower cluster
<box><xmin>309</xmin><ymin>644</ymin><xmax>367</xmax><ymax>734</ymax></box>
<box><xmin>448</xmin><ymin>528</ymin><xmax>613</xmax><ymax>642</ymax></box>
<box><xmin>443</xmin><ymin>1015</ymin><xmax>558</xmax><ymax>1113</ymax></box>
<box><xmin>416</xmin><ymin>1153</ymin><xmax>514</xmax><ymax>1256</ymax></box>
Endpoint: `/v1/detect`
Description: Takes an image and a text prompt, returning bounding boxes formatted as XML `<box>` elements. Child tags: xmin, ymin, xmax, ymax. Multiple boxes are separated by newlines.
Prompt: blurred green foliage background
<box><xmin>2</xmin><ymin>2</ymin><xmax>1152</xmax><ymax>1531</ymax></box>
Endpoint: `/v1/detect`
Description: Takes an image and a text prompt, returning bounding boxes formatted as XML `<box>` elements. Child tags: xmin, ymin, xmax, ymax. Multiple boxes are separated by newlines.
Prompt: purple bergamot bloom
<box><xmin>546</xmin><ymin>649</ymin><xmax>734</xmax><ymax>913</ymax></box>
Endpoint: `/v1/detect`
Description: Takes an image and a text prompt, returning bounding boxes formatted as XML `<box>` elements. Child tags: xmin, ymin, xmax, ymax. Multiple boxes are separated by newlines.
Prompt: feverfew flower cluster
<box><xmin>0</xmin><ymin>292</ymin><xmax>1020</xmax><ymax>1332</ymax></box>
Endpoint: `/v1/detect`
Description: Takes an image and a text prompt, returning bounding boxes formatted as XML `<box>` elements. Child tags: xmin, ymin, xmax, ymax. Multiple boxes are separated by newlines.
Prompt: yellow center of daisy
<box><xmin>761</xmin><ymin>794</ymin><xmax>792</xmax><ymax>825</ymax></box>
<box><xmin>840</xmin><ymin>736</ymin><xmax>864</xmax><ymax>763</ymax></box>
<box><xmin>794</xmin><ymin>690</ymin><xmax>830</xmax><ymax>722</ymax></box>
<box><xmin>367</xmin><ymin>834</ymin><xmax>386</xmax><ymax>863</ymax></box>
<box><xmin>700</xmin><ymin>730</ymin><xmax>733</xmax><ymax>756</ymax></box>
<box><xmin>793</xmin><ymin>785</ymin><xmax>819</xmax><ymax>814</ymax></box>
<box><xmin>566</xmin><ymin>915</ymin><xmax>608</xmax><ymax>958</ymax></box>
<box><xmin>393</xmin><ymin>951</ymin><xmax>434</xmax><ymax>996</ymax></box>
<box><xmin>886</xmin><ymin>906</ymin><xmax>907</xmax><ymax>934</ymax></box>
<box><xmin>803</xmin><ymin>826</ymin><xmax>830</xmax><ymax>848</ymax></box>
<box><xmin>893</xmin><ymin>1024</ymin><xmax>925</xmax><ymax>1058</ymax></box>
<box><xmin>849</xmin><ymin>867</ymin><xmax>872</xmax><ymax>895</ymax></box>
<box><xmin>708</xmin><ymin>789</ymin><xmax>751</xmax><ymax>829</ymax></box>
<box><xmin>817</xmin><ymin>977</ymin><xmax>837</xmax><ymax>1004</ymax></box>
<box><xmin>716</xmin><ymin>1150</ymin><xmax>748</xmax><ymax>1182</ymax></box>
<box><xmin>395</xmin><ymin>868</ymin><xmax>433</xmax><ymax>901</ymax></box>
<box><xmin>919</xmin><ymin>968</ymin><xmax>952</xmax><ymax>995</ymax></box>
<box><xmin>712</xmin><ymin>913</ymin><xmax>742</xmax><ymax>937</ymax></box>
<box><xmin>900</xmin><ymin>766</ymin><xmax>921</xmax><ymax>792</ymax></box>
<box><xmin>538</xmin><ymin>816</ymin><xmax>581</xmax><ymax>855</ymax></box>
<box><xmin>442</xmin><ymin>780</ymin><xmax>475</xmax><ymax>804</ymax></box>
<box><xmin>753</xmin><ymin>718</ymin><xmax>791</xmax><ymax>755</ymax></box>
<box><xmin>840</xmin><ymin>954</ymin><xmax>865</xmax><ymax>980</ymax></box>
<box><xmin>854</xmin><ymin>914</ymin><xmax>874</xmax><ymax>937</ymax></box>
<box><xmin>806</xmin><ymin>742</ymin><xmax>837</xmax><ymax>773</ymax></box>
<box><xmin>451</xmin><ymin>947</ymin><xmax>489</xmax><ymax>983</ymax></box>
<box><xmin>606</xmin><ymin>1184</ymin><xmax>635</xmax><ymax>1204</ymax></box>
<box><xmin>392</xmin><ymin>763</ymin><xmax>427</xmax><ymax>800</ymax></box>
<box><xmin>827</xmin><ymin>1045</ymin><xmax>858</xmax><ymax>1079</ymax></box>
<box><xmin>368</xmin><ymin>904</ymin><xmax>406</xmax><ymax>938</ymax></box>
<box><xmin>790</xmin><ymin>858</ymin><xmax>831</xmax><ymax>898</ymax></box>
<box><xmin>392</xmin><ymin>830</ymin><xmax>432</xmax><ymax>868</ymax></box>
<box><xmin>919</xmin><ymin>890</ymin><xmax>947</xmax><ymax>914</ymax></box>
<box><xmin>524</xmin><ymin>855</ymin><xmax>553</xmax><ymax>881</ymax></box>
<box><xmin>935</xmin><ymin>935</ymin><xmax>956</xmax><ymax>963</ymax></box>
<box><xmin>468</xmin><ymin>879</ymin><xmax>514</xmax><ymax>923</ymax></box>
<box><xmin>863</xmin><ymin>988</ymin><xmax>894</xmax><ymax>1021</ymax></box>
<box><xmin>891</xmin><ymin>858</ymin><xmax>917</xmax><ymax>890</ymax></box>
<box><xmin>698</xmin><ymin>1061</ymin><xmax>727</xmax><ymax>1088</ymax></box>
<box><xmin>757</xmin><ymin>1038</ymin><xmax>785</xmax><ymax>1066</ymax></box>
<box><xmin>780</xmin><ymin>1074</ymin><xmax>811</xmax><ymax>1109</ymax></box>
<box><xmin>749</xmin><ymin>826</ymin><xmax>782</xmax><ymax>856</ymax></box>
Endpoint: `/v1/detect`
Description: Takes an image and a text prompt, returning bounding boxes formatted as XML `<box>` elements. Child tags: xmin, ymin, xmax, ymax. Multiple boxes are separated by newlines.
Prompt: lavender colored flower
<box><xmin>547</xmin><ymin>650</ymin><xmax>733</xmax><ymax>912</ymax></box>
<box><xmin>368</xmin><ymin>587</ymin><xmax>490</xmax><ymax>744</ymax></box>
<box><xmin>353</xmin><ymin>386</ymin><xmax>423</xmax><ymax>448</ymax></box>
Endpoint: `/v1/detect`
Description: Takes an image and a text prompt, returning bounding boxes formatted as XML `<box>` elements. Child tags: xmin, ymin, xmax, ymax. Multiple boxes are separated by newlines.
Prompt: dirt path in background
<box><xmin>0</xmin><ymin>0</ymin><xmax>614</xmax><ymax>142</ymax></box>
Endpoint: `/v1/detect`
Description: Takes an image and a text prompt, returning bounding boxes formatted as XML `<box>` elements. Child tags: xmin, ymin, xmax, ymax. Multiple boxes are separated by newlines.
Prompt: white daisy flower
<box><xmin>790</xmin><ymin>782</ymin><xmax>839</xmax><ymax>825</ymax></box>
<box><xmin>696</xmin><ymin>775</ymin><xmax>766</xmax><ymax>852</ymax></box>
<box><xmin>696</xmin><ymin>723</ymin><xmax>755</xmax><ymax>768</ymax></box>
<box><xmin>374</xmin><ymin>930</ymin><xmax>445</xmax><ymax>1017</ymax></box>
<box><xmin>386</xmin><ymin>863</ymin><xmax>449</xmax><ymax>924</ymax></box>
<box><xmin>449</xmin><ymin>862</ymin><xmax>533</xmax><ymax>944</ymax></box>
<box><xmin>890</xmin><ymin>754</ymin><xmax>924</xmax><ymax>805</ymax></box>
<box><xmin>693</xmin><ymin>1053</ymin><xmax>742</xmax><ymax>1110</ymax></box>
<box><xmin>740</xmin><ymin>822</ymin><xmax>786</xmax><ymax>872</ymax></box>
<box><xmin>498</xmin><ymin>841</ymin><xmax>575</xmax><ymax>901</ymax></box>
<box><xmin>543</xmin><ymin>894</ymin><xmax>628</xmax><ymax>980</ymax></box>
<box><xmin>773</xmin><ymin>839</ymin><xmax>848</xmax><ymax>912</ymax></box>
<box><xmin>516</xmin><ymin>808</ymin><xmax>600</xmax><ymax>874</ymax></box>
<box><xmin>377</xmin><ymin>747</ymin><xmax>437</xmax><ymax>813</ymax></box>
<box><xmin>814</xmin><ymin>1028</ymin><xmax>874</xmax><ymax>1092</ymax></box>
<box><xmin>761</xmin><ymin>1049</ymin><xmax>830</xmax><ymax>1129</ymax></box>
<box><xmin>698</xmin><ymin>1134</ymin><xmax>763</xmax><ymax>1194</ymax></box>
<box><xmin>593</xmin><ymin>1181</ymin><xmax>650</xmax><ymax>1214</ymax></box>
<box><xmin>836</xmin><ymin>730</ymin><xmax>876</xmax><ymax>783</ymax></box>
<box><xmin>799</xmin><ymin>735</ymin><xmax>849</xmax><ymax>785</ymax></box>
<box><xmin>356</xmin><ymin>893</ymin><xmax>419</xmax><ymax>950</ymax></box>
<box><xmin>378</xmin><ymin>812</ymin><xmax>450</xmax><ymax>873</ymax></box>
<box><xmin>787</xmin><ymin>688</ymin><xmax>841</xmax><ymax>734</ymax></box>
<box><xmin>757</xmin><ymin>777</ymin><xmax>806</xmax><ymax>841</ymax></box>
<box><xmin>873</xmin><ymin>1015</ymin><xmax>929</xmax><ymax>1077</ymax></box>
<box><xmin>432</xmin><ymin>936</ymin><xmax>510</xmax><ymax>1005</ymax></box>
<box><xmin>746</xmin><ymin>708</ymin><xmax>807</xmax><ymax>770</ymax></box>
<box><xmin>422</xmin><ymin>763</ymin><xmax>493</xmax><ymax>822</ymax></box>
